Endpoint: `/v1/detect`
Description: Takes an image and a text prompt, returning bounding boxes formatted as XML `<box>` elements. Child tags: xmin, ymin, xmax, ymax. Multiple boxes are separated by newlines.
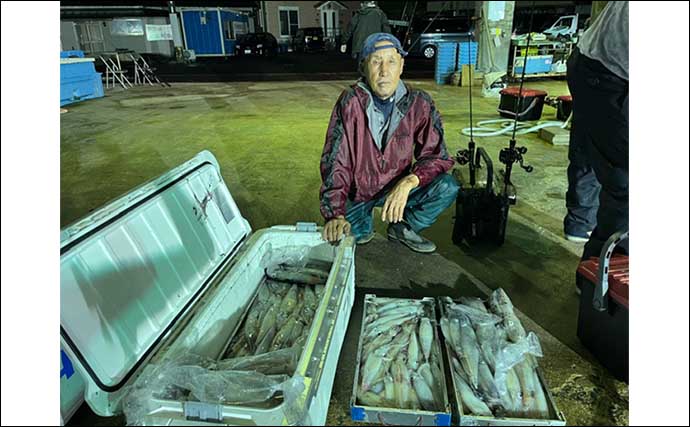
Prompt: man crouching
<box><xmin>320</xmin><ymin>33</ymin><xmax>459</xmax><ymax>253</ymax></box>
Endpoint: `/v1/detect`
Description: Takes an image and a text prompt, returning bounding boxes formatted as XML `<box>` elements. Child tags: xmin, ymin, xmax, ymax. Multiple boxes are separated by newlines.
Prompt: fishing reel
<box><xmin>499</xmin><ymin>141</ymin><xmax>534</xmax><ymax>174</ymax></box>
<box><xmin>452</xmin><ymin>137</ymin><xmax>534</xmax><ymax>246</ymax></box>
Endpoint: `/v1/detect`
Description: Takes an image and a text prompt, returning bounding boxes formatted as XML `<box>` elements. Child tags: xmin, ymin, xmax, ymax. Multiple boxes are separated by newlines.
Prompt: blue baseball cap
<box><xmin>359</xmin><ymin>33</ymin><xmax>408</xmax><ymax>63</ymax></box>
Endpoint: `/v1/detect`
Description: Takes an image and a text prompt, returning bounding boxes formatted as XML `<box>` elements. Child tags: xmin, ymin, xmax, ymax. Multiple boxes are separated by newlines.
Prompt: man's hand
<box><xmin>322</xmin><ymin>215</ymin><xmax>351</xmax><ymax>243</ymax></box>
<box><xmin>340</xmin><ymin>44</ymin><xmax>347</xmax><ymax>54</ymax></box>
<box><xmin>382</xmin><ymin>174</ymin><xmax>420</xmax><ymax>223</ymax></box>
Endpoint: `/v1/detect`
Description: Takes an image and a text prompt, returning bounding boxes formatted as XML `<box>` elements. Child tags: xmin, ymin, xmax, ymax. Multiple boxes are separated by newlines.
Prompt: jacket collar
<box><xmin>355</xmin><ymin>80</ymin><xmax>408</xmax><ymax>107</ymax></box>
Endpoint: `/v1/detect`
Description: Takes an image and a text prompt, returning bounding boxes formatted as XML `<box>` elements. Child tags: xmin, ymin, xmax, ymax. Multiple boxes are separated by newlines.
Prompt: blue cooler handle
<box><xmin>593</xmin><ymin>230</ymin><xmax>629</xmax><ymax>312</ymax></box>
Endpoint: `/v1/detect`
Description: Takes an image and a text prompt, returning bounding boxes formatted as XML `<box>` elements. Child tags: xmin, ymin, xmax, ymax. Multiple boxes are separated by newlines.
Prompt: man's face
<box><xmin>365</xmin><ymin>42</ymin><xmax>404</xmax><ymax>99</ymax></box>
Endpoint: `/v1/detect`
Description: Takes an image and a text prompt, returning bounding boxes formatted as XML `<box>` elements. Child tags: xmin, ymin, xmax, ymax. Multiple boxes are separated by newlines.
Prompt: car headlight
<box><xmin>257</xmin><ymin>44</ymin><xmax>263</xmax><ymax>48</ymax></box>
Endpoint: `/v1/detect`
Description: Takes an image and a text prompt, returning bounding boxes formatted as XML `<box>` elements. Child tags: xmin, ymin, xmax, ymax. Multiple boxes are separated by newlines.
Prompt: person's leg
<box><xmin>404</xmin><ymin>174</ymin><xmax>460</xmax><ymax>232</ymax></box>
<box><xmin>574</xmin><ymin>54</ymin><xmax>629</xmax><ymax>260</ymax></box>
<box><xmin>386</xmin><ymin>174</ymin><xmax>459</xmax><ymax>253</ymax></box>
<box><xmin>345</xmin><ymin>198</ymin><xmax>379</xmax><ymax>244</ymax></box>
<box><xmin>564</xmin><ymin>48</ymin><xmax>601</xmax><ymax>240</ymax></box>
<box><xmin>582</xmin><ymin>145</ymin><xmax>629</xmax><ymax>260</ymax></box>
<box><xmin>565</xmin><ymin>130</ymin><xmax>601</xmax><ymax>238</ymax></box>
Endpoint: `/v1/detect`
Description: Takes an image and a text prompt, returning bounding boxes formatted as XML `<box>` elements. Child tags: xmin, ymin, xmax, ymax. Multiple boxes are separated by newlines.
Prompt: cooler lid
<box><xmin>60</xmin><ymin>150</ymin><xmax>251</xmax><ymax>392</ymax></box>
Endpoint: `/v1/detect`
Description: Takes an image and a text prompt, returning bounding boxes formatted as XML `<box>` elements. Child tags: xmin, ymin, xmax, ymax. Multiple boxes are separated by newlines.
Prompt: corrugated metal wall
<box><xmin>220</xmin><ymin>11</ymin><xmax>249</xmax><ymax>55</ymax></box>
<box><xmin>181</xmin><ymin>9</ymin><xmax>249</xmax><ymax>56</ymax></box>
<box><xmin>181</xmin><ymin>10</ymin><xmax>223</xmax><ymax>55</ymax></box>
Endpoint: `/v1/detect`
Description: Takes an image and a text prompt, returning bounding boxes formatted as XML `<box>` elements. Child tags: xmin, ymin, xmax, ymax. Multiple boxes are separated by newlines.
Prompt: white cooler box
<box><xmin>60</xmin><ymin>150</ymin><xmax>356</xmax><ymax>425</ymax></box>
<box><xmin>61</xmin><ymin>345</ymin><xmax>85</xmax><ymax>425</ymax></box>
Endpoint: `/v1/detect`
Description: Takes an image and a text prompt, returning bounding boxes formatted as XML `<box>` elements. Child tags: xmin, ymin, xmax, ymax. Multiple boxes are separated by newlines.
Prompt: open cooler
<box><xmin>61</xmin><ymin>345</ymin><xmax>85</xmax><ymax>425</ymax></box>
<box><xmin>60</xmin><ymin>150</ymin><xmax>356</xmax><ymax>425</ymax></box>
<box><xmin>438</xmin><ymin>295</ymin><xmax>565</xmax><ymax>426</ymax></box>
<box><xmin>350</xmin><ymin>295</ymin><xmax>453</xmax><ymax>426</ymax></box>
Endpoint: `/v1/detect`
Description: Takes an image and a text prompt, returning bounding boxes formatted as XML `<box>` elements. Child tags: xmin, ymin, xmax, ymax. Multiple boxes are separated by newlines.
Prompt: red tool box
<box><xmin>577</xmin><ymin>231</ymin><xmax>629</xmax><ymax>382</ymax></box>
<box><xmin>556</xmin><ymin>95</ymin><xmax>573</xmax><ymax>121</ymax></box>
<box><xmin>498</xmin><ymin>87</ymin><xmax>548</xmax><ymax>121</ymax></box>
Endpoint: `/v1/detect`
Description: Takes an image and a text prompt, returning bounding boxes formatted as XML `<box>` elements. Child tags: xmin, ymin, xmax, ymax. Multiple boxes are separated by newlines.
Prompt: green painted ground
<box><xmin>61</xmin><ymin>79</ymin><xmax>627</xmax><ymax>426</ymax></box>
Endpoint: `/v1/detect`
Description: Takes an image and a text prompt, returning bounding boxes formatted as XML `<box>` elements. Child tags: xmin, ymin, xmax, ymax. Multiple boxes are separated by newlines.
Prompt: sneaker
<box><xmin>356</xmin><ymin>231</ymin><xmax>376</xmax><ymax>245</ymax></box>
<box><xmin>565</xmin><ymin>231</ymin><xmax>592</xmax><ymax>243</ymax></box>
<box><xmin>387</xmin><ymin>222</ymin><xmax>436</xmax><ymax>253</ymax></box>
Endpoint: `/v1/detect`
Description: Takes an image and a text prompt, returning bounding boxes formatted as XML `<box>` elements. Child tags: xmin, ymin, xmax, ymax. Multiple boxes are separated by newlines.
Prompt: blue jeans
<box><xmin>345</xmin><ymin>174</ymin><xmax>459</xmax><ymax>240</ymax></box>
<box><xmin>565</xmin><ymin>48</ymin><xmax>629</xmax><ymax>259</ymax></box>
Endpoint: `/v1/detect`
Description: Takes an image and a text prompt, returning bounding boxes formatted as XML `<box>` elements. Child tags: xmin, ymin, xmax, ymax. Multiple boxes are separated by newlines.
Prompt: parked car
<box><xmin>235</xmin><ymin>32</ymin><xmax>278</xmax><ymax>56</ymax></box>
<box><xmin>292</xmin><ymin>27</ymin><xmax>326</xmax><ymax>52</ymax></box>
<box><xmin>405</xmin><ymin>16</ymin><xmax>472</xmax><ymax>60</ymax></box>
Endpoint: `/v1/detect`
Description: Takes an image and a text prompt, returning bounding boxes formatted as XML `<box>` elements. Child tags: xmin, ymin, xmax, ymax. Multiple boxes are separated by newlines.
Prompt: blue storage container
<box><xmin>181</xmin><ymin>10</ymin><xmax>223</xmax><ymax>55</ymax></box>
<box><xmin>513</xmin><ymin>55</ymin><xmax>553</xmax><ymax>75</ymax></box>
<box><xmin>180</xmin><ymin>8</ymin><xmax>249</xmax><ymax>56</ymax></box>
<box><xmin>434</xmin><ymin>42</ymin><xmax>458</xmax><ymax>85</ymax></box>
<box><xmin>60</xmin><ymin>57</ymin><xmax>104</xmax><ymax>106</ymax></box>
<box><xmin>60</xmin><ymin>50</ymin><xmax>85</xmax><ymax>58</ymax></box>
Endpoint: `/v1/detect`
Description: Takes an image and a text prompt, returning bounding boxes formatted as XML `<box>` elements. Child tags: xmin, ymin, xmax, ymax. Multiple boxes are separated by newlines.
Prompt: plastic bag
<box><xmin>445</xmin><ymin>300</ymin><xmax>502</xmax><ymax>327</ymax></box>
<box><xmin>494</xmin><ymin>332</ymin><xmax>543</xmax><ymax>374</ymax></box>
<box><xmin>488</xmin><ymin>288</ymin><xmax>527</xmax><ymax>343</ymax></box>
<box><xmin>217</xmin><ymin>346</ymin><xmax>301</xmax><ymax>375</ymax></box>
<box><xmin>493</xmin><ymin>332</ymin><xmax>543</xmax><ymax>413</ymax></box>
<box><xmin>458</xmin><ymin>296</ymin><xmax>490</xmax><ymax>313</ymax></box>
<box><xmin>261</xmin><ymin>244</ymin><xmax>313</xmax><ymax>270</ymax></box>
<box><xmin>261</xmin><ymin>243</ymin><xmax>333</xmax><ymax>286</ymax></box>
<box><xmin>122</xmin><ymin>353</ymin><xmax>306</xmax><ymax>426</ymax></box>
<box><xmin>441</xmin><ymin>293</ymin><xmax>549</xmax><ymax>419</ymax></box>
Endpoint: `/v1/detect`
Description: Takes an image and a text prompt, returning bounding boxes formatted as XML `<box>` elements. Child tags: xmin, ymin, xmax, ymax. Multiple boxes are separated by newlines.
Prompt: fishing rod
<box><xmin>500</xmin><ymin>1</ymin><xmax>535</xmax><ymax>195</ymax></box>
<box><xmin>452</xmin><ymin>1</ymin><xmax>536</xmax><ymax>246</ymax></box>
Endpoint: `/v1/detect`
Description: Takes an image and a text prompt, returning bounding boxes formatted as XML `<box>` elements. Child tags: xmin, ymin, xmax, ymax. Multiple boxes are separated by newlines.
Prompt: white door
<box><xmin>77</xmin><ymin>22</ymin><xmax>106</xmax><ymax>53</ymax></box>
<box><xmin>322</xmin><ymin>10</ymin><xmax>339</xmax><ymax>39</ymax></box>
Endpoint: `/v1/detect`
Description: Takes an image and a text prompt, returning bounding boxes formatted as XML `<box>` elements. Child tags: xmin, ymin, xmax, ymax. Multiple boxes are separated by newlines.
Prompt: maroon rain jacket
<box><xmin>320</xmin><ymin>82</ymin><xmax>455</xmax><ymax>221</ymax></box>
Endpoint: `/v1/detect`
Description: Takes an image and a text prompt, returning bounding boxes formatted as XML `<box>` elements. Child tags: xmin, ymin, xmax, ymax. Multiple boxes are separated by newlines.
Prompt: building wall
<box><xmin>232</xmin><ymin>7</ymin><xmax>258</xmax><ymax>32</ymax></box>
<box><xmin>109</xmin><ymin>16</ymin><xmax>174</xmax><ymax>56</ymax></box>
<box><xmin>60</xmin><ymin>16</ymin><xmax>174</xmax><ymax>56</ymax></box>
<box><xmin>264</xmin><ymin>1</ymin><xmax>320</xmax><ymax>43</ymax></box>
<box><xmin>61</xmin><ymin>21</ymin><xmax>80</xmax><ymax>51</ymax></box>
<box><xmin>324</xmin><ymin>1</ymin><xmax>359</xmax><ymax>41</ymax></box>
<box><xmin>426</xmin><ymin>1</ymin><xmax>475</xmax><ymax>13</ymax></box>
<box><xmin>262</xmin><ymin>1</ymin><xmax>358</xmax><ymax>44</ymax></box>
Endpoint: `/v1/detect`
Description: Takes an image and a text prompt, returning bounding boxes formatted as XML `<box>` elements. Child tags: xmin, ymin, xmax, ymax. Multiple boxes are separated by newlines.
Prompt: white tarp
<box><xmin>111</xmin><ymin>19</ymin><xmax>144</xmax><ymax>36</ymax></box>
<box><xmin>146</xmin><ymin>24</ymin><xmax>173</xmax><ymax>41</ymax></box>
<box><xmin>487</xmin><ymin>1</ymin><xmax>506</xmax><ymax>21</ymax></box>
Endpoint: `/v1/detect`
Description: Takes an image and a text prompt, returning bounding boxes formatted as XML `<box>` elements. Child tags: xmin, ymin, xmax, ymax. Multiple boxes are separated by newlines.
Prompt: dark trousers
<box><xmin>565</xmin><ymin>48</ymin><xmax>629</xmax><ymax>259</ymax></box>
<box><xmin>345</xmin><ymin>174</ymin><xmax>459</xmax><ymax>240</ymax></box>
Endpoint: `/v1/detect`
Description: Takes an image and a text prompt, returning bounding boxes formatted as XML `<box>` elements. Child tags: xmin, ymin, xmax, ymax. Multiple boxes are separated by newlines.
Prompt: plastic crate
<box><xmin>435</xmin><ymin>43</ymin><xmax>458</xmax><ymax>85</ymax></box>
<box><xmin>457</xmin><ymin>42</ymin><xmax>478</xmax><ymax>66</ymax></box>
